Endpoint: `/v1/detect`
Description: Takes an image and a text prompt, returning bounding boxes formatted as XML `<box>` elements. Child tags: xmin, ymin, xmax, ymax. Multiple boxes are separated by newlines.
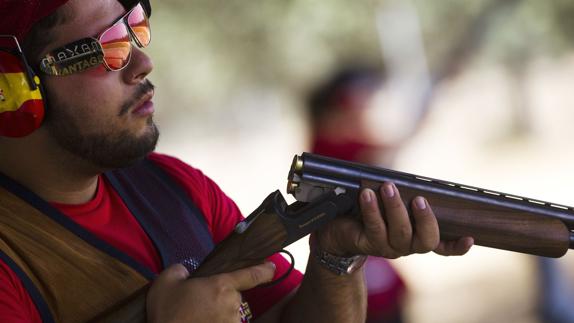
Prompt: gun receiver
<box><xmin>287</xmin><ymin>152</ymin><xmax>574</xmax><ymax>258</ymax></box>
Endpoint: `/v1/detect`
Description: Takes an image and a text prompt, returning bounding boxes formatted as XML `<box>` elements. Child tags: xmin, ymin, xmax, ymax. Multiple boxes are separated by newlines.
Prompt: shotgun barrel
<box><xmin>287</xmin><ymin>152</ymin><xmax>574</xmax><ymax>257</ymax></box>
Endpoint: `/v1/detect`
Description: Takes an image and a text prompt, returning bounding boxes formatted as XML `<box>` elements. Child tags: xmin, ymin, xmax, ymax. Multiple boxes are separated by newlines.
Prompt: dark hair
<box><xmin>307</xmin><ymin>65</ymin><xmax>385</xmax><ymax>125</ymax></box>
<box><xmin>22</xmin><ymin>9</ymin><xmax>70</xmax><ymax>65</ymax></box>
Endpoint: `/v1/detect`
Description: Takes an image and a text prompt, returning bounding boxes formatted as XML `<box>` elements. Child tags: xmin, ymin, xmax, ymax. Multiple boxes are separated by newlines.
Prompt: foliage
<box><xmin>147</xmin><ymin>0</ymin><xmax>574</xmax><ymax>117</ymax></box>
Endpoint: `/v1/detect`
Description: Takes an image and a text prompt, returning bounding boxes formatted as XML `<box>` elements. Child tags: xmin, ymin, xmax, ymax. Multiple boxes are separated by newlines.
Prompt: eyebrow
<box><xmin>41</xmin><ymin>3</ymin><xmax>127</xmax><ymax>58</ymax></box>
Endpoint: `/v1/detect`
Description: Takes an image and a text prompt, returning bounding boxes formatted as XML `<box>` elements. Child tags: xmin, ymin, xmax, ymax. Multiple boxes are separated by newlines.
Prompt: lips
<box><xmin>131</xmin><ymin>90</ymin><xmax>155</xmax><ymax>116</ymax></box>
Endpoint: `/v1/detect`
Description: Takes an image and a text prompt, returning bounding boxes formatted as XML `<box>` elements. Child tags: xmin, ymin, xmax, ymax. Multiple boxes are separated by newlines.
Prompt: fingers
<box><xmin>225</xmin><ymin>261</ymin><xmax>276</xmax><ymax>291</ymax></box>
<box><xmin>148</xmin><ymin>263</ymin><xmax>275</xmax><ymax>323</ymax></box>
<box><xmin>356</xmin><ymin>182</ymin><xmax>473</xmax><ymax>259</ymax></box>
<box><xmin>360</xmin><ymin>182</ymin><xmax>458</xmax><ymax>257</ymax></box>
<box><xmin>359</xmin><ymin>188</ymin><xmax>389</xmax><ymax>253</ymax></box>
<box><xmin>410</xmin><ymin>197</ymin><xmax>440</xmax><ymax>253</ymax></box>
<box><xmin>435</xmin><ymin>237</ymin><xmax>474</xmax><ymax>256</ymax></box>
<box><xmin>360</xmin><ymin>183</ymin><xmax>414</xmax><ymax>256</ymax></box>
<box><xmin>378</xmin><ymin>183</ymin><xmax>413</xmax><ymax>254</ymax></box>
<box><xmin>152</xmin><ymin>263</ymin><xmax>190</xmax><ymax>289</ymax></box>
<box><xmin>147</xmin><ymin>264</ymin><xmax>191</xmax><ymax>323</ymax></box>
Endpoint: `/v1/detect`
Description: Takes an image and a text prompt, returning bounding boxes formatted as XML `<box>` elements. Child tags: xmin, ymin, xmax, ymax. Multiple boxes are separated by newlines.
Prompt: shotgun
<box><xmin>91</xmin><ymin>152</ymin><xmax>574</xmax><ymax>322</ymax></box>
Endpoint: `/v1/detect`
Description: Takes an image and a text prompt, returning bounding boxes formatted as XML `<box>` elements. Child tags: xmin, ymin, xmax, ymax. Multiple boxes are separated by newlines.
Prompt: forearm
<box><xmin>280</xmin><ymin>255</ymin><xmax>367</xmax><ymax>323</ymax></box>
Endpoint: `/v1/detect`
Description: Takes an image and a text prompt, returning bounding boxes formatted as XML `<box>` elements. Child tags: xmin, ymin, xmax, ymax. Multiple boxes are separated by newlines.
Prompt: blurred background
<box><xmin>146</xmin><ymin>0</ymin><xmax>574</xmax><ymax>322</ymax></box>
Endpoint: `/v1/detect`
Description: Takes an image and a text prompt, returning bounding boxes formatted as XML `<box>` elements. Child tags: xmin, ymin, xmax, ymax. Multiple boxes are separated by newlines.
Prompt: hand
<box><xmin>315</xmin><ymin>182</ymin><xmax>474</xmax><ymax>258</ymax></box>
<box><xmin>147</xmin><ymin>261</ymin><xmax>276</xmax><ymax>323</ymax></box>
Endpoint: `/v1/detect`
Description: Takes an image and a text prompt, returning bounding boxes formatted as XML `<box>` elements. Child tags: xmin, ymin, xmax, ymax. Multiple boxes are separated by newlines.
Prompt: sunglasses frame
<box><xmin>98</xmin><ymin>2</ymin><xmax>151</xmax><ymax>71</ymax></box>
<box><xmin>38</xmin><ymin>2</ymin><xmax>150</xmax><ymax>76</ymax></box>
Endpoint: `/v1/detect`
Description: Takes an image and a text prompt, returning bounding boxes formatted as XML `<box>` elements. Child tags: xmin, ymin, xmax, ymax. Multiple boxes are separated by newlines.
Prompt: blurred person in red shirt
<box><xmin>307</xmin><ymin>64</ymin><xmax>412</xmax><ymax>323</ymax></box>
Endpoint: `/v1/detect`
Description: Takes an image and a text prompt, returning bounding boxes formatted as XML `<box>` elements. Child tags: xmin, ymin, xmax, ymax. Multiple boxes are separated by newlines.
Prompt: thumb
<box><xmin>155</xmin><ymin>263</ymin><xmax>190</xmax><ymax>285</ymax></box>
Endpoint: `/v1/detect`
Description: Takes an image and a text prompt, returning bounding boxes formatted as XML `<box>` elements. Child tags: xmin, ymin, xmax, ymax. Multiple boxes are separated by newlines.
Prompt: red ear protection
<box><xmin>0</xmin><ymin>35</ymin><xmax>45</xmax><ymax>137</ymax></box>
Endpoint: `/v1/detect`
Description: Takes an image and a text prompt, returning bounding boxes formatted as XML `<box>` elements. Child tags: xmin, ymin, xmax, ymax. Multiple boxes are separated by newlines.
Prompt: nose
<box><xmin>122</xmin><ymin>46</ymin><xmax>154</xmax><ymax>84</ymax></box>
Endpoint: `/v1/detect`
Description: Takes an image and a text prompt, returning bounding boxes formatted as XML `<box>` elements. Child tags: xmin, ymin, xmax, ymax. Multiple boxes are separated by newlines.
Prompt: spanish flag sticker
<box><xmin>0</xmin><ymin>51</ymin><xmax>45</xmax><ymax>137</ymax></box>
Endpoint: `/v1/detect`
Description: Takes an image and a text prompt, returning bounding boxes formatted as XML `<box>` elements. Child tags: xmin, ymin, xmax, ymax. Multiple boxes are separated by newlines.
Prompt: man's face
<box><xmin>39</xmin><ymin>0</ymin><xmax>158</xmax><ymax>169</ymax></box>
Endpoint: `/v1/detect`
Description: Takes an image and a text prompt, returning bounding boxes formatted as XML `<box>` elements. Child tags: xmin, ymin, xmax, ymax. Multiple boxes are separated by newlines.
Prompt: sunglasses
<box><xmin>39</xmin><ymin>2</ymin><xmax>151</xmax><ymax>76</ymax></box>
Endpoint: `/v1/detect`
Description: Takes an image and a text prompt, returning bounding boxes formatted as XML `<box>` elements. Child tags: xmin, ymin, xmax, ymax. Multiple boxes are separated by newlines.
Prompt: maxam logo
<box><xmin>53</xmin><ymin>39</ymin><xmax>100</xmax><ymax>61</ymax></box>
<box><xmin>40</xmin><ymin>39</ymin><xmax>104</xmax><ymax>76</ymax></box>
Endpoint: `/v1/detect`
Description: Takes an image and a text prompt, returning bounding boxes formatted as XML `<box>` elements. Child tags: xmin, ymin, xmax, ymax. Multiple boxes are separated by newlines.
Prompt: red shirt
<box><xmin>0</xmin><ymin>153</ymin><xmax>302</xmax><ymax>322</ymax></box>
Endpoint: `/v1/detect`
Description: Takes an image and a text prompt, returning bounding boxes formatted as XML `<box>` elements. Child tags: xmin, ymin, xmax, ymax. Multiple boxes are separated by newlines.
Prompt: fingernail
<box><xmin>384</xmin><ymin>183</ymin><xmax>395</xmax><ymax>198</ymax></box>
<box><xmin>175</xmin><ymin>264</ymin><xmax>190</xmax><ymax>279</ymax></box>
<box><xmin>414</xmin><ymin>196</ymin><xmax>427</xmax><ymax>210</ymax></box>
<box><xmin>266</xmin><ymin>261</ymin><xmax>276</xmax><ymax>271</ymax></box>
<box><xmin>466</xmin><ymin>237</ymin><xmax>474</xmax><ymax>250</ymax></box>
<box><xmin>362</xmin><ymin>189</ymin><xmax>374</xmax><ymax>203</ymax></box>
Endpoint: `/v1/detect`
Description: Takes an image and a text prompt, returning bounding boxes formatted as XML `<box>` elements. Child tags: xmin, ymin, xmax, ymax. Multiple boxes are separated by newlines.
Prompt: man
<box><xmin>0</xmin><ymin>0</ymin><xmax>474</xmax><ymax>322</ymax></box>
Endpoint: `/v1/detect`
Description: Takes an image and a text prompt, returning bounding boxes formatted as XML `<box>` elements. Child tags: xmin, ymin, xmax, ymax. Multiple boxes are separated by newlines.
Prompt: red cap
<box><xmin>0</xmin><ymin>1</ymin><xmax>151</xmax><ymax>45</ymax></box>
<box><xmin>0</xmin><ymin>0</ymin><xmax>71</xmax><ymax>43</ymax></box>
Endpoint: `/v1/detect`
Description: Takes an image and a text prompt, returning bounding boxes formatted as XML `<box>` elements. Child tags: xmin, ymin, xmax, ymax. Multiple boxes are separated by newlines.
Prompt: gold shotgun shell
<box><xmin>292</xmin><ymin>155</ymin><xmax>304</xmax><ymax>173</ymax></box>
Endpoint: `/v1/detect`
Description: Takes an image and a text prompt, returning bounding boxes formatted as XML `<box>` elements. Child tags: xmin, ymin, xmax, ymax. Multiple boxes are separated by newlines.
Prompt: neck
<box><xmin>0</xmin><ymin>130</ymin><xmax>102</xmax><ymax>204</ymax></box>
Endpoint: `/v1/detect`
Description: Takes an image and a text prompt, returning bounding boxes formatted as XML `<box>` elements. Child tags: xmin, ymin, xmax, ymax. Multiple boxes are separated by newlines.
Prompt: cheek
<box><xmin>43</xmin><ymin>74</ymin><xmax>125</xmax><ymax>128</ymax></box>
<box><xmin>46</xmin><ymin>72</ymin><xmax>122</xmax><ymax>105</ymax></box>
<box><xmin>83</xmin><ymin>64</ymin><xmax>110</xmax><ymax>76</ymax></box>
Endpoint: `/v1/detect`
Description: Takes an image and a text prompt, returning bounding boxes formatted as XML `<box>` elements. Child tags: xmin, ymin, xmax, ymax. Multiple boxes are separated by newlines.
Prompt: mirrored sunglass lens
<box><xmin>99</xmin><ymin>21</ymin><xmax>131</xmax><ymax>70</ymax></box>
<box><xmin>128</xmin><ymin>4</ymin><xmax>151</xmax><ymax>47</ymax></box>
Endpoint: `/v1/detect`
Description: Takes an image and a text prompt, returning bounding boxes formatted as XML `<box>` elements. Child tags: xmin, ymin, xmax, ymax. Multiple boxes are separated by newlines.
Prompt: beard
<box><xmin>43</xmin><ymin>80</ymin><xmax>159</xmax><ymax>169</ymax></box>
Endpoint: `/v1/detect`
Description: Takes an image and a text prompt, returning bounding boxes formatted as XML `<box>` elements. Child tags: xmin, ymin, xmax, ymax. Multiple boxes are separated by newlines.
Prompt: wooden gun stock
<box><xmin>90</xmin><ymin>190</ymin><xmax>354</xmax><ymax>322</ymax></box>
<box><xmin>364</xmin><ymin>180</ymin><xmax>569</xmax><ymax>257</ymax></box>
<box><xmin>288</xmin><ymin>152</ymin><xmax>574</xmax><ymax>258</ymax></box>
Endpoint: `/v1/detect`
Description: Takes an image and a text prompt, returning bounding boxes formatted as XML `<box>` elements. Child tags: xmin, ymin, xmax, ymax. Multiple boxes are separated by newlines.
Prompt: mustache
<box><xmin>118</xmin><ymin>80</ymin><xmax>155</xmax><ymax>116</ymax></box>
